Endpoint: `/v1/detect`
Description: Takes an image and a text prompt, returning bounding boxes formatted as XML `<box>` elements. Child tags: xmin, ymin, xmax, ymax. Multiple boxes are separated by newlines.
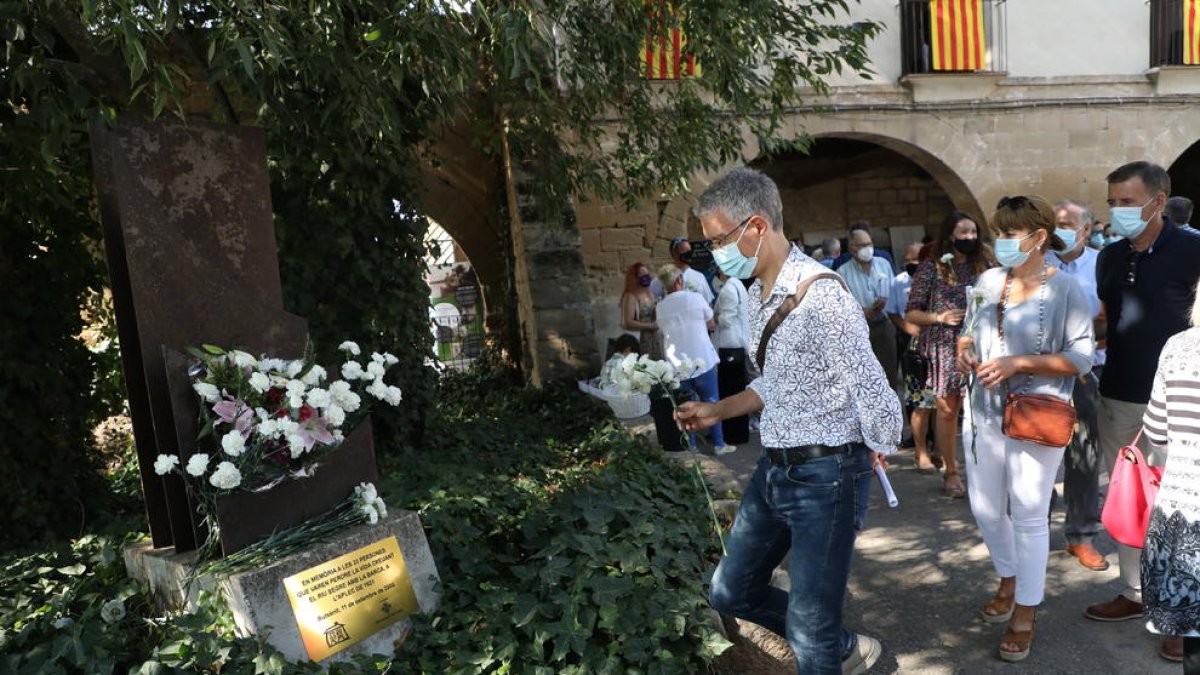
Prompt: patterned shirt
<box><xmin>747</xmin><ymin>246</ymin><xmax>903</xmax><ymax>453</ymax></box>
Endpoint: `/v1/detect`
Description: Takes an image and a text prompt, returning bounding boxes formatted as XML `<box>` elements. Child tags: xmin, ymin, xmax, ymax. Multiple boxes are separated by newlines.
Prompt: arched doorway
<box><xmin>1168</xmin><ymin>140</ymin><xmax>1200</xmax><ymax>225</ymax></box>
<box><xmin>749</xmin><ymin>133</ymin><xmax>983</xmax><ymax>260</ymax></box>
<box><xmin>424</xmin><ymin>221</ymin><xmax>486</xmax><ymax>371</ymax></box>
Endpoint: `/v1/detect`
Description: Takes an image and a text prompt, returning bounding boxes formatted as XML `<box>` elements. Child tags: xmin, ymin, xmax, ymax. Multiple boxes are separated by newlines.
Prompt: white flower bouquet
<box><xmin>155</xmin><ymin>341</ymin><xmax>402</xmax><ymax>575</ymax></box>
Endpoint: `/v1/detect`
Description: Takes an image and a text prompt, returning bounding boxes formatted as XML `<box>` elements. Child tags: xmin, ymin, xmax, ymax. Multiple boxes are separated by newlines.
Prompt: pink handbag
<box><xmin>1101</xmin><ymin>430</ymin><xmax>1164</xmax><ymax>548</ymax></box>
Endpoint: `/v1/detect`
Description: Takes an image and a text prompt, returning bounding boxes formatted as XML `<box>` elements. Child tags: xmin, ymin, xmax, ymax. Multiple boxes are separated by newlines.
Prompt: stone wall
<box><xmin>576</xmin><ymin>76</ymin><xmax>1200</xmax><ymax>361</ymax></box>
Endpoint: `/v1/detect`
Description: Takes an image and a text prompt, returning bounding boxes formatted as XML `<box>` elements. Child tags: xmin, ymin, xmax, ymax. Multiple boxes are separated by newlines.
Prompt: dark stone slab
<box><xmin>92</xmin><ymin>115</ymin><xmax>376</xmax><ymax>553</ymax></box>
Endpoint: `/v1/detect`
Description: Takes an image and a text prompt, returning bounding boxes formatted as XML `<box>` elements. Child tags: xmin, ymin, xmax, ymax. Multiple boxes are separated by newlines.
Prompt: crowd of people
<box><xmin>644</xmin><ymin>162</ymin><xmax>1200</xmax><ymax>673</ymax></box>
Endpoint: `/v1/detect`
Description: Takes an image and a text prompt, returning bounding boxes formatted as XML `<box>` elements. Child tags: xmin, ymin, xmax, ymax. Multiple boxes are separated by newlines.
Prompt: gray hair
<box><xmin>821</xmin><ymin>237</ymin><xmax>841</xmax><ymax>254</ymax></box>
<box><xmin>695</xmin><ymin>167</ymin><xmax>784</xmax><ymax>231</ymax></box>
<box><xmin>656</xmin><ymin>263</ymin><xmax>683</xmax><ymax>291</ymax></box>
<box><xmin>1054</xmin><ymin>199</ymin><xmax>1094</xmax><ymax>226</ymax></box>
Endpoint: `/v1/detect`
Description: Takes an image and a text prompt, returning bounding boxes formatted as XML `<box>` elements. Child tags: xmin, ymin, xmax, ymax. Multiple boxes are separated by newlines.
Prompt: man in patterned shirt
<box><xmin>677</xmin><ymin>167</ymin><xmax>902</xmax><ymax>675</ymax></box>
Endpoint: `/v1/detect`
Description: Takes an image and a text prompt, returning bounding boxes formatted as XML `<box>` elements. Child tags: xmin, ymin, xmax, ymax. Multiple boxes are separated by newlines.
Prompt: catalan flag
<box><xmin>643</xmin><ymin>0</ymin><xmax>700</xmax><ymax>79</ymax></box>
<box><xmin>1186</xmin><ymin>0</ymin><xmax>1200</xmax><ymax>65</ymax></box>
<box><xmin>929</xmin><ymin>0</ymin><xmax>987</xmax><ymax>71</ymax></box>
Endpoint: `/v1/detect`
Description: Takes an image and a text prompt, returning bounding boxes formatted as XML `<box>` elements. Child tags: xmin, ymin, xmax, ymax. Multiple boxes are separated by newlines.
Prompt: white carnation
<box><xmin>383</xmin><ymin>353</ymin><xmax>398</xmax><ymax>366</ymax></box>
<box><xmin>306</xmin><ymin>388</ymin><xmax>332</xmax><ymax>409</ymax></box>
<box><xmin>284</xmin><ymin>360</ymin><xmax>304</xmax><ymax>377</ymax></box>
<box><xmin>370</xmin><ymin>352</ymin><xmax>386</xmax><ymax>365</ymax></box>
<box><xmin>285</xmin><ymin>379</ymin><xmax>307</xmax><ymax>409</ymax></box>
<box><xmin>220</xmin><ymin>431</ymin><xmax>246</xmax><ymax>457</ymax></box>
<box><xmin>258</xmin><ymin>418</ymin><xmax>279</xmax><ymax>437</ymax></box>
<box><xmin>384</xmin><ymin>386</ymin><xmax>402</xmax><ymax>406</ymax></box>
<box><xmin>338</xmin><ymin>341</ymin><xmax>361</xmax><ymax>356</ymax></box>
<box><xmin>185</xmin><ymin>453</ymin><xmax>210</xmax><ymax>477</ymax></box>
<box><xmin>259</xmin><ymin>358</ymin><xmax>286</xmax><ymax>373</ymax></box>
<box><xmin>366</xmin><ymin>361</ymin><xmax>386</xmax><ymax>379</ymax></box>
<box><xmin>332</xmin><ymin>428</ymin><xmax>345</xmax><ymax>443</ymax></box>
<box><xmin>208</xmin><ymin>461</ymin><xmax>242</xmax><ymax>490</ymax></box>
<box><xmin>373</xmin><ymin>497</ymin><xmax>388</xmax><ymax>519</ymax></box>
<box><xmin>100</xmin><ymin>599</ymin><xmax>125</xmax><ymax>624</ymax></box>
<box><xmin>276</xmin><ymin>419</ymin><xmax>299</xmax><ymax>437</ymax></box>
<box><xmin>248</xmin><ymin>372</ymin><xmax>271</xmax><ymax>394</ymax></box>
<box><xmin>341</xmin><ymin>361</ymin><xmax>365</xmax><ymax>380</ymax></box>
<box><xmin>153</xmin><ymin>454</ymin><xmax>180</xmax><ymax>476</ymax></box>
<box><xmin>366</xmin><ymin>378</ymin><xmax>389</xmax><ymax>401</ymax></box>
<box><xmin>356</xmin><ymin>482</ymin><xmax>378</xmax><ymax>501</ymax></box>
<box><xmin>193</xmin><ymin>382</ymin><xmax>220</xmax><ymax>403</ymax></box>
<box><xmin>940</xmin><ymin>253</ymin><xmax>955</xmax><ymax>264</ymax></box>
<box><xmin>287</xmin><ymin>434</ymin><xmax>307</xmax><ymax>458</ymax></box>
<box><xmin>301</xmin><ymin>365</ymin><xmax>327</xmax><ymax>386</ymax></box>
<box><xmin>325</xmin><ymin>404</ymin><xmax>346</xmax><ymax>427</ymax></box>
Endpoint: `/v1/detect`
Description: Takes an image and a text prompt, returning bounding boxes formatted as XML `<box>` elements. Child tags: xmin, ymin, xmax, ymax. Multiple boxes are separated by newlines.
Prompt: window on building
<box><xmin>1151</xmin><ymin>0</ymin><xmax>1200</xmax><ymax>66</ymax></box>
<box><xmin>642</xmin><ymin>0</ymin><xmax>700</xmax><ymax>80</ymax></box>
<box><xmin>900</xmin><ymin>0</ymin><xmax>1006</xmax><ymax>75</ymax></box>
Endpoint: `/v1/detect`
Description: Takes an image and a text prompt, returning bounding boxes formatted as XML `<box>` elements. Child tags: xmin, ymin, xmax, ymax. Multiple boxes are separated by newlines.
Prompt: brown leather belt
<box><xmin>766</xmin><ymin>443</ymin><xmax>858</xmax><ymax>466</ymax></box>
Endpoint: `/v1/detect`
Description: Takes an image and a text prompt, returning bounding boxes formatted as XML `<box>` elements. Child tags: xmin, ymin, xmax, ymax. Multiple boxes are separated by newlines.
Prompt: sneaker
<box><xmin>1084</xmin><ymin>595</ymin><xmax>1144</xmax><ymax>622</ymax></box>
<box><xmin>714</xmin><ymin>445</ymin><xmax>737</xmax><ymax>456</ymax></box>
<box><xmin>842</xmin><ymin>634</ymin><xmax>882</xmax><ymax>675</ymax></box>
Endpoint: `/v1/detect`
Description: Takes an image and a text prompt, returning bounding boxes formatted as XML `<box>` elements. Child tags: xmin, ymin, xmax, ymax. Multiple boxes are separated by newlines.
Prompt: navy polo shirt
<box><xmin>1097</xmin><ymin>218</ymin><xmax>1200</xmax><ymax>403</ymax></box>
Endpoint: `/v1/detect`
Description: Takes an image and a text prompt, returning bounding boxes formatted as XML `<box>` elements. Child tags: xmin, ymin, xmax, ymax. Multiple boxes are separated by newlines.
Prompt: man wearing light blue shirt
<box><xmin>1051</xmin><ymin>199</ymin><xmax>1109</xmax><ymax>572</ymax></box>
<box><xmin>838</xmin><ymin>227</ymin><xmax>899</xmax><ymax>388</ymax></box>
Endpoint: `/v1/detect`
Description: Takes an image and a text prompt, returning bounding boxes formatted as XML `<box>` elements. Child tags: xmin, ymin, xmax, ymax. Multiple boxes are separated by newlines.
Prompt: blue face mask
<box><xmin>1090</xmin><ymin>232</ymin><xmax>1105</xmax><ymax>248</ymax></box>
<box><xmin>712</xmin><ymin>219</ymin><xmax>762</xmax><ymax>279</ymax></box>
<box><xmin>994</xmin><ymin>231</ymin><xmax>1038</xmax><ymax>269</ymax></box>
<box><xmin>1054</xmin><ymin>228</ymin><xmax>1077</xmax><ymax>251</ymax></box>
<box><xmin>1110</xmin><ymin>197</ymin><xmax>1156</xmax><ymax>239</ymax></box>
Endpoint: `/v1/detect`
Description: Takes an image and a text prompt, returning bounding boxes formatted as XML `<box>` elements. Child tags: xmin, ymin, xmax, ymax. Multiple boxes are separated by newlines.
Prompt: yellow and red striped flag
<box><xmin>929</xmin><ymin>0</ymin><xmax>987</xmax><ymax>71</ymax></box>
<box><xmin>1185</xmin><ymin>0</ymin><xmax>1200</xmax><ymax>65</ymax></box>
<box><xmin>643</xmin><ymin>0</ymin><xmax>700</xmax><ymax>79</ymax></box>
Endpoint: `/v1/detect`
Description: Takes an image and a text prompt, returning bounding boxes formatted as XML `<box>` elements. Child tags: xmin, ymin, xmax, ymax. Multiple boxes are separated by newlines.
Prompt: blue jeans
<box><xmin>680</xmin><ymin>365</ymin><xmax>725</xmax><ymax>448</ymax></box>
<box><xmin>709</xmin><ymin>446</ymin><xmax>873</xmax><ymax>674</ymax></box>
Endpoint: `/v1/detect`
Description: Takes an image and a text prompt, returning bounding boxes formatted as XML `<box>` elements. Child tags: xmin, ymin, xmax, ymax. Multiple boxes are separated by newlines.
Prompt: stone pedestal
<box><xmin>125</xmin><ymin>510</ymin><xmax>439</xmax><ymax>666</ymax></box>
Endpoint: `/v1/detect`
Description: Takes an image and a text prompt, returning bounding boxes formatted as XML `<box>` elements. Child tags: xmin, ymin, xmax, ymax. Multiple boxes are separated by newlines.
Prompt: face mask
<box><xmin>905</xmin><ymin>262</ymin><xmax>919</xmax><ymax>276</ymax></box>
<box><xmin>855</xmin><ymin>245</ymin><xmax>874</xmax><ymax>263</ymax></box>
<box><xmin>638</xmin><ymin>274</ymin><xmax>652</xmax><ymax>287</ymax></box>
<box><xmin>679</xmin><ymin>249</ymin><xmax>694</xmax><ymax>263</ymax></box>
<box><xmin>953</xmin><ymin>238</ymin><xmax>978</xmax><ymax>255</ymax></box>
<box><xmin>712</xmin><ymin>224</ymin><xmax>762</xmax><ymax>280</ymax></box>
<box><xmin>1054</xmin><ymin>228</ymin><xmax>1077</xmax><ymax>251</ymax></box>
<box><xmin>1107</xmin><ymin>235</ymin><xmax>1123</xmax><ymax>246</ymax></box>
<box><xmin>1110</xmin><ymin>197</ymin><xmax>1156</xmax><ymax>239</ymax></box>
<box><xmin>994</xmin><ymin>232</ymin><xmax>1038</xmax><ymax>269</ymax></box>
<box><xmin>1090</xmin><ymin>233</ymin><xmax>1105</xmax><ymax>248</ymax></box>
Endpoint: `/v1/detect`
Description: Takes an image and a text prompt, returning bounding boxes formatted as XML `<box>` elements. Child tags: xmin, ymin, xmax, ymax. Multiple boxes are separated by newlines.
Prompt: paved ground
<box><xmin>626</xmin><ymin>419</ymin><xmax>1178</xmax><ymax>674</ymax></box>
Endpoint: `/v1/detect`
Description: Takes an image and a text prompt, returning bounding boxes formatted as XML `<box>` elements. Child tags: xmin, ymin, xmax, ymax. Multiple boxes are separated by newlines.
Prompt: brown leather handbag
<box><xmin>996</xmin><ymin>268</ymin><xmax>1077</xmax><ymax>447</ymax></box>
<box><xmin>1002</xmin><ymin>392</ymin><xmax>1076</xmax><ymax>447</ymax></box>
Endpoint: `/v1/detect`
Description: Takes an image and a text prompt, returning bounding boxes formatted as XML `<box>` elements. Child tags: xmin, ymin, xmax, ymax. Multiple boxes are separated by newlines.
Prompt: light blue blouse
<box><xmin>964</xmin><ymin>266</ymin><xmax>1095</xmax><ymax>418</ymax></box>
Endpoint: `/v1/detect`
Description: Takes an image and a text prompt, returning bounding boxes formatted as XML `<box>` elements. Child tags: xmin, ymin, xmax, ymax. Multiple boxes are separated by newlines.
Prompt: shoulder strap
<box><xmin>756</xmin><ymin>272</ymin><xmax>849</xmax><ymax>372</ymax></box>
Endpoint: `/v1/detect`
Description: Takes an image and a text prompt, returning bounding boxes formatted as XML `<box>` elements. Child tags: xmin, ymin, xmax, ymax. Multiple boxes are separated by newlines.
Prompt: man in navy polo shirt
<box><xmin>1084</xmin><ymin>161</ymin><xmax>1200</xmax><ymax>664</ymax></box>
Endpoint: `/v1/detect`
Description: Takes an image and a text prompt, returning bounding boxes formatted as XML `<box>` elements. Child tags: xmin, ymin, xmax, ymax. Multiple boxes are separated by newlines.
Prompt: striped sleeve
<box><xmin>1143</xmin><ymin>348</ymin><xmax>1170</xmax><ymax>446</ymax></box>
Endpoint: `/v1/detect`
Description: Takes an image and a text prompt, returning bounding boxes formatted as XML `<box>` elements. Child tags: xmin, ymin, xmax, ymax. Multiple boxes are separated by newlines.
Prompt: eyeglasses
<box><xmin>706</xmin><ymin>216</ymin><xmax>753</xmax><ymax>250</ymax></box>
<box><xmin>997</xmin><ymin>195</ymin><xmax>1034</xmax><ymax>210</ymax></box>
<box><xmin>1125</xmin><ymin>250</ymin><xmax>1145</xmax><ymax>287</ymax></box>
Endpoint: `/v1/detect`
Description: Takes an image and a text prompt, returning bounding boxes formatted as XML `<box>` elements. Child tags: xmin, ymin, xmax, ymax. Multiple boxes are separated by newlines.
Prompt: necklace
<box><xmin>998</xmin><ymin>263</ymin><xmax>1048</xmax><ymax>392</ymax></box>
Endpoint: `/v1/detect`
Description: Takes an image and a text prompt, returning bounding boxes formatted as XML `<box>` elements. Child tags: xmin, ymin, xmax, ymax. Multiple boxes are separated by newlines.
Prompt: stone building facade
<box><xmin>580</xmin><ymin>0</ymin><xmax>1200</xmax><ymax>360</ymax></box>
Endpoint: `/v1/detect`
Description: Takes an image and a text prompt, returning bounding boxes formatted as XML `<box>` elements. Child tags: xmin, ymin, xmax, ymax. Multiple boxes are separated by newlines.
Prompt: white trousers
<box><xmin>962</xmin><ymin>416</ymin><xmax>1065</xmax><ymax>606</ymax></box>
<box><xmin>1098</xmin><ymin>396</ymin><xmax>1166</xmax><ymax>602</ymax></box>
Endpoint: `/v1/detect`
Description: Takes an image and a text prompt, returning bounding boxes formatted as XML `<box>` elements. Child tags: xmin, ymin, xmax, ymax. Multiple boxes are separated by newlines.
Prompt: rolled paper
<box><xmin>875</xmin><ymin>464</ymin><xmax>899</xmax><ymax>508</ymax></box>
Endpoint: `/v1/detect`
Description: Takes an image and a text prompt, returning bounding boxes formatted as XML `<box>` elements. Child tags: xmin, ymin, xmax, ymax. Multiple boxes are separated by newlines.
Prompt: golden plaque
<box><xmin>283</xmin><ymin>535</ymin><xmax>419</xmax><ymax>661</ymax></box>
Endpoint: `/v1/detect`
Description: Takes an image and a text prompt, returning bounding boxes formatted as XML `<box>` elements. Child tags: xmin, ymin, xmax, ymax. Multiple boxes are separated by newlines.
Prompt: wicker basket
<box><xmin>605</xmin><ymin>392</ymin><xmax>651</xmax><ymax>419</ymax></box>
<box><xmin>578</xmin><ymin>379</ymin><xmax>651</xmax><ymax>419</ymax></box>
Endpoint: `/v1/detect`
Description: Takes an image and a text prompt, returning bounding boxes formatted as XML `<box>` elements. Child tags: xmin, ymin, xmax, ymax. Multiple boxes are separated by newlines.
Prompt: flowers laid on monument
<box><xmin>153</xmin><ymin>342</ymin><xmax>402</xmax><ymax>494</ymax></box>
<box><xmin>199</xmin><ymin>481</ymin><xmax>389</xmax><ymax>578</ymax></box>
<box><xmin>99</xmin><ymin>599</ymin><xmax>126</xmax><ymax>624</ymax></box>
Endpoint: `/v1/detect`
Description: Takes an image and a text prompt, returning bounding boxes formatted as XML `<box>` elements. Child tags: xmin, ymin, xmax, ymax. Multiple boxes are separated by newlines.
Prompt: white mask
<box><xmin>855</xmin><ymin>246</ymin><xmax>874</xmax><ymax>263</ymax></box>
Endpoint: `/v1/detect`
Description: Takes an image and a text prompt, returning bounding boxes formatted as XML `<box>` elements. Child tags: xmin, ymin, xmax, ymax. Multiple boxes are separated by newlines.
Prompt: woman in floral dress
<box><xmin>906</xmin><ymin>211</ymin><xmax>996</xmax><ymax>497</ymax></box>
<box><xmin>1142</xmin><ymin>286</ymin><xmax>1200</xmax><ymax>672</ymax></box>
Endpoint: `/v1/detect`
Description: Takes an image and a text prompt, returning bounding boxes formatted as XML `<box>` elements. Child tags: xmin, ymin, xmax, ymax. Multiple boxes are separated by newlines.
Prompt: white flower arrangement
<box><xmin>607</xmin><ymin>353</ymin><xmax>706</xmax><ymax>396</ymax></box>
<box><xmin>158</xmin><ymin>343</ymin><xmax>404</xmax><ymax>576</ymax></box>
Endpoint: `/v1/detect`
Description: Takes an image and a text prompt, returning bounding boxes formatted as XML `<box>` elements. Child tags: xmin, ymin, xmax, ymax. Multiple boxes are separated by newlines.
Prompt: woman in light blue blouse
<box><xmin>956</xmin><ymin>195</ymin><xmax>1095</xmax><ymax>663</ymax></box>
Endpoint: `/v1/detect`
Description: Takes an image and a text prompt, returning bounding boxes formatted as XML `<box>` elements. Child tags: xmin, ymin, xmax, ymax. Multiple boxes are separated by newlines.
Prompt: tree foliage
<box><xmin>1</xmin><ymin>0</ymin><xmax>877</xmax><ymax>549</ymax></box>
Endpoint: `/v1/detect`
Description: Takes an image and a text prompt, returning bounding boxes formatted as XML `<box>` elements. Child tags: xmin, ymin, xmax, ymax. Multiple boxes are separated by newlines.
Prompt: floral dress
<box><xmin>1141</xmin><ymin>327</ymin><xmax>1200</xmax><ymax>637</ymax></box>
<box><xmin>905</xmin><ymin>259</ymin><xmax>982</xmax><ymax>398</ymax></box>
